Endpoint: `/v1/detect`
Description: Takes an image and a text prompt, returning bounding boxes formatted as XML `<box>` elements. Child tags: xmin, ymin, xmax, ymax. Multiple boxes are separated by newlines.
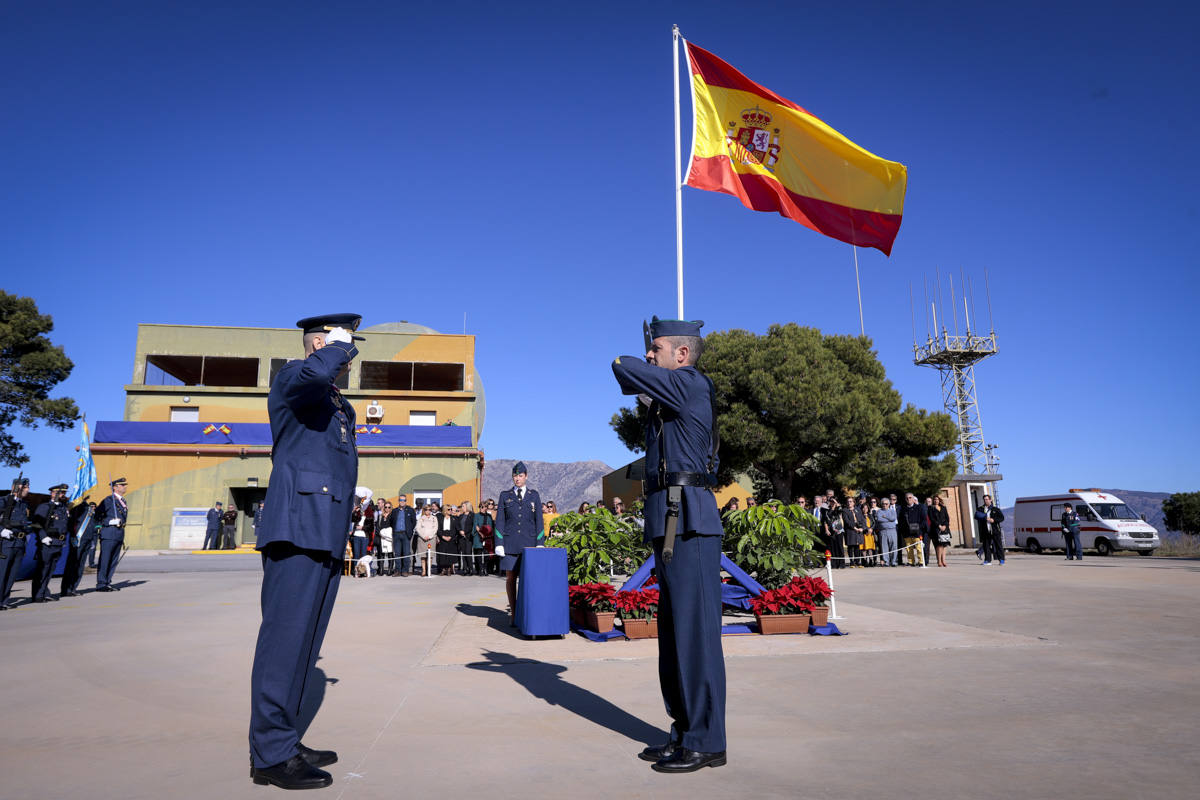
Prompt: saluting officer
<box><xmin>95</xmin><ymin>478</ymin><xmax>129</xmax><ymax>592</ymax></box>
<box><xmin>31</xmin><ymin>483</ymin><xmax>71</xmax><ymax>602</ymax></box>
<box><xmin>248</xmin><ymin>313</ymin><xmax>363</xmax><ymax>791</ymax></box>
<box><xmin>1</xmin><ymin>477</ymin><xmax>34</xmax><ymax>610</ymax></box>
<box><xmin>612</xmin><ymin>317</ymin><xmax>727</xmax><ymax>773</ymax></box>
<box><xmin>493</xmin><ymin>462</ymin><xmax>543</xmax><ymax>622</ymax></box>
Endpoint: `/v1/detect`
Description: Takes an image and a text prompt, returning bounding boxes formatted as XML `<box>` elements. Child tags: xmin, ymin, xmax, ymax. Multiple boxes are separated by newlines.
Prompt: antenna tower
<box><xmin>913</xmin><ymin>270</ymin><xmax>998</xmax><ymax>475</ymax></box>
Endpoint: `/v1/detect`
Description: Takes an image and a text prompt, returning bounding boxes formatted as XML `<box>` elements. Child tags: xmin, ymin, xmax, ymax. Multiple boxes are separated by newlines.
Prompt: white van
<box><xmin>1013</xmin><ymin>490</ymin><xmax>1160</xmax><ymax>556</ymax></box>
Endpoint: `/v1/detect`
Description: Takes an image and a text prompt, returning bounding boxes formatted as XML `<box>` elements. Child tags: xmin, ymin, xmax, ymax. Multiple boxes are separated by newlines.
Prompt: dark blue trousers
<box><xmin>79</xmin><ymin>533</ymin><xmax>98</xmax><ymax>568</ymax></box>
<box><xmin>653</xmin><ymin>533</ymin><xmax>727</xmax><ymax>753</ymax></box>
<box><xmin>1</xmin><ymin>537</ymin><xmax>25</xmax><ymax>603</ymax></box>
<box><xmin>60</xmin><ymin>541</ymin><xmax>84</xmax><ymax>594</ymax></box>
<box><xmin>249</xmin><ymin>543</ymin><xmax>341</xmax><ymax>769</ymax></box>
<box><xmin>96</xmin><ymin>538</ymin><xmax>122</xmax><ymax>588</ymax></box>
<box><xmin>33</xmin><ymin>543</ymin><xmax>63</xmax><ymax>599</ymax></box>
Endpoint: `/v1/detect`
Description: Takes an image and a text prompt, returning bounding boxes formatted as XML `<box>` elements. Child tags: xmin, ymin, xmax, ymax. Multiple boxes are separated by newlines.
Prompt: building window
<box><xmin>144</xmin><ymin>355</ymin><xmax>259</xmax><ymax>387</ymax></box>
<box><xmin>358</xmin><ymin>361</ymin><xmax>464</xmax><ymax>392</ymax></box>
<box><xmin>409</xmin><ymin>411</ymin><xmax>436</xmax><ymax>426</ymax></box>
<box><xmin>170</xmin><ymin>407</ymin><xmax>199</xmax><ymax>422</ymax></box>
<box><xmin>413</xmin><ymin>491</ymin><xmax>443</xmax><ymax>509</ymax></box>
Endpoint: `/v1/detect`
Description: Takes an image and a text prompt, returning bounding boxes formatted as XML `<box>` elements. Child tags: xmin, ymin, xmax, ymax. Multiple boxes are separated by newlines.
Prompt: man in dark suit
<box><xmin>248</xmin><ymin>313</ymin><xmax>362</xmax><ymax>791</ymax></box>
<box><xmin>612</xmin><ymin>316</ymin><xmax>727</xmax><ymax>773</ymax></box>
<box><xmin>204</xmin><ymin>501</ymin><xmax>223</xmax><ymax>550</ymax></box>
<box><xmin>494</xmin><ymin>462</ymin><xmax>543</xmax><ymax>617</ymax></box>
<box><xmin>95</xmin><ymin>478</ymin><xmax>129</xmax><ymax>591</ymax></box>
<box><xmin>391</xmin><ymin>493</ymin><xmax>416</xmax><ymax>576</ymax></box>
<box><xmin>1</xmin><ymin>477</ymin><xmax>33</xmax><ymax>609</ymax></box>
<box><xmin>60</xmin><ymin>497</ymin><xmax>95</xmax><ymax>596</ymax></box>
<box><xmin>31</xmin><ymin>483</ymin><xmax>71</xmax><ymax>602</ymax></box>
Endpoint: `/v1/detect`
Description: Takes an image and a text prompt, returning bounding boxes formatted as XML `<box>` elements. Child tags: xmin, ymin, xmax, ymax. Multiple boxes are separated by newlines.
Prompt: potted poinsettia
<box><xmin>791</xmin><ymin>575</ymin><xmax>833</xmax><ymax>626</ymax></box>
<box><xmin>569</xmin><ymin>582</ymin><xmax>618</xmax><ymax>633</ymax></box>
<box><xmin>614</xmin><ymin>586</ymin><xmax>660</xmax><ymax>639</ymax></box>
<box><xmin>749</xmin><ymin>582</ymin><xmax>813</xmax><ymax>635</ymax></box>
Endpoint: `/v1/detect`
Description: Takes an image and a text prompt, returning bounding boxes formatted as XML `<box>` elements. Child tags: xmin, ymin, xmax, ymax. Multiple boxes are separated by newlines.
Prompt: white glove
<box><xmin>494</xmin><ymin>545</ymin><xmax>505</xmax><ymax>558</ymax></box>
<box><xmin>1</xmin><ymin>529</ymin><xmax>12</xmax><ymax>539</ymax></box>
<box><xmin>109</xmin><ymin>518</ymin><xmax>121</xmax><ymax>526</ymax></box>
<box><xmin>41</xmin><ymin>537</ymin><xmax>52</xmax><ymax>546</ymax></box>
<box><xmin>325</xmin><ymin>327</ymin><xmax>353</xmax><ymax>345</ymax></box>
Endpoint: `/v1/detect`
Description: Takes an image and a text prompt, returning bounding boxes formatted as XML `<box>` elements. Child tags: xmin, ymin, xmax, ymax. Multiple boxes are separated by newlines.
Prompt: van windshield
<box><xmin>1090</xmin><ymin>503</ymin><xmax>1139</xmax><ymax>520</ymax></box>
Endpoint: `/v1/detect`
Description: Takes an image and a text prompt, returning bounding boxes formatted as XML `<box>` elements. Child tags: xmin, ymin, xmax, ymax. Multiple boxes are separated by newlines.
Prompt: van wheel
<box><xmin>1138</xmin><ymin>550</ymin><xmax>1155</xmax><ymax>557</ymax></box>
<box><xmin>1095</xmin><ymin>539</ymin><xmax>1113</xmax><ymax>556</ymax></box>
<box><xmin>1025</xmin><ymin>539</ymin><xmax>1042</xmax><ymax>554</ymax></box>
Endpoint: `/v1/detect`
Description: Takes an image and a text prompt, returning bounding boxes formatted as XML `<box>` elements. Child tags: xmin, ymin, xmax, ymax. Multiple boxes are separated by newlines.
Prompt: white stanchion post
<box><xmin>919</xmin><ymin>536</ymin><xmax>928</xmax><ymax>568</ymax></box>
<box><xmin>825</xmin><ymin>550</ymin><xmax>844</xmax><ymax>620</ymax></box>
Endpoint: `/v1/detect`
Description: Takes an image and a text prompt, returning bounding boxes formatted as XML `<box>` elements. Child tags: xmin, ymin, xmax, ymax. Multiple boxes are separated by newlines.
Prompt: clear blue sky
<box><xmin>3</xmin><ymin>0</ymin><xmax>1198</xmax><ymax>503</ymax></box>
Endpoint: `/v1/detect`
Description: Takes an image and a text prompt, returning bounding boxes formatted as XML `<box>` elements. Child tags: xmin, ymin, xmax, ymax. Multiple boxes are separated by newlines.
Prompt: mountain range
<box><xmin>482</xmin><ymin>459</ymin><xmax>613</xmax><ymax>511</ymax></box>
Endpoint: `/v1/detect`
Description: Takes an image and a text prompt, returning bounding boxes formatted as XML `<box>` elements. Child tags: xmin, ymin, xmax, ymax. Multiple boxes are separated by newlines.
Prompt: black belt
<box><xmin>8</xmin><ymin>531</ymin><xmax>28</xmax><ymax>539</ymax></box>
<box><xmin>644</xmin><ymin>471</ymin><xmax>715</xmax><ymax>494</ymax></box>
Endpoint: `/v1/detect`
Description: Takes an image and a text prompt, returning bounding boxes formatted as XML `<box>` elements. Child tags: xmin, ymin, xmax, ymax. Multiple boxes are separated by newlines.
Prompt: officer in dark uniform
<box><xmin>1</xmin><ymin>477</ymin><xmax>33</xmax><ymax>609</ymax></box>
<box><xmin>31</xmin><ymin>483</ymin><xmax>71</xmax><ymax>602</ymax></box>
<box><xmin>60</xmin><ymin>497</ymin><xmax>95</xmax><ymax>597</ymax></box>
<box><xmin>204</xmin><ymin>501</ymin><xmax>223</xmax><ymax>550</ymax></box>
<box><xmin>612</xmin><ymin>317</ymin><xmax>727</xmax><ymax>773</ymax></box>
<box><xmin>248</xmin><ymin>313</ymin><xmax>363</xmax><ymax>791</ymax></box>
<box><xmin>94</xmin><ymin>478</ymin><xmax>129</xmax><ymax>591</ymax></box>
<box><xmin>493</xmin><ymin>461</ymin><xmax>543</xmax><ymax>621</ymax></box>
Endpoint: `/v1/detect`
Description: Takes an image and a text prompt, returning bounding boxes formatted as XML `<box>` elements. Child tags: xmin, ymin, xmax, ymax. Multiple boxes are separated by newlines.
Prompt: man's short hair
<box><xmin>666</xmin><ymin>335</ymin><xmax>703</xmax><ymax>365</ymax></box>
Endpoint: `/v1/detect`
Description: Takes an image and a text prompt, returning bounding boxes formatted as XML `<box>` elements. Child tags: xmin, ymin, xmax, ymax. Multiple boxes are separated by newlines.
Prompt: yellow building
<box><xmin>91</xmin><ymin>321</ymin><xmax>485</xmax><ymax>549</ymax></box>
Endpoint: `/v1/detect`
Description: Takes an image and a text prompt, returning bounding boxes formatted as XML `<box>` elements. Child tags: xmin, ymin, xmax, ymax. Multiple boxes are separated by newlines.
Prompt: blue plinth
<box><xmin>515</xmin><ymin>547</ymin><xmax>569</xmax><ymax>636</ymax></box>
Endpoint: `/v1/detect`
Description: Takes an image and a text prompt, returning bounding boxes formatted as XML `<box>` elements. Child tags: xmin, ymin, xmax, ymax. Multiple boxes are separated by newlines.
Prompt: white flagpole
<box><xmin>852</xmin><ymin>245</ymin><xmax>865</xmax><ymax>335</ymax></box>
<box><xmin>673</xmin><ymin>24</ymin><xmax>685</xmax><ymax>319</ymax></box>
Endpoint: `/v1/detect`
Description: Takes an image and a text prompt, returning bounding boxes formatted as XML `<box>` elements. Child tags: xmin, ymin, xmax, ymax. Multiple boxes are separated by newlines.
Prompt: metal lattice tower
<box><xmin>912</xmin><ymin>273</ymin><xmax>999</xmax><ymax>476</ymax></box>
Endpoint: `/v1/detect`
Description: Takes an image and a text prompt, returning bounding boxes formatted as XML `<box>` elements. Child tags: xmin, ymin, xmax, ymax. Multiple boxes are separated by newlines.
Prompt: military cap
<box><xmin>215</xmin><ymin>501</ymin><xmax>223</xmax><ymax>507</ymax></box>
<box><xmin>11</xmin><ymin>476</ymin><xmax>29</xmax><ymax>488</ymax></box>
<box><xmin>49</xmin><ymin>483</ymin><xmax>68</xmax><ymax>492</ymax></box>
<box><xmin>295</xmin><ymin>313</ymin><xmax>366</xmax><ymax>341</ymax></box>
<box><xmin>512</xmin><ymin>461</ymin><xmax>527</xmax><ymax>476</ymax></box>
<box><xmin>110</xmin><ymin>477</ymin><xmax>127</xmax><ymax>487</ymax></box>
<box><xmin>648</xmin><ymin>316</ymin><xmax>704</xmax><ymax>339</ymax></box>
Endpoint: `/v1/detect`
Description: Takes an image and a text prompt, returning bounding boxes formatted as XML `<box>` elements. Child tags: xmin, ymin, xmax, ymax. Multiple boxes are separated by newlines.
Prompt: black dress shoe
<box><xmin>33</xmin><ymin>598</ymin><xmax>48</xmax><ymax>603</ymax></box>
<box><xmin>650</xmin><ymin>748</ymin><xmax>727</xmax><ymax>773</ymax></box>
<box><xmin>297</xmin><ymin>742</ymin><xmax>338</xmax><ymax>768</ymax></box>
<box><xmin>251</xmin><ymin>754</ymin><xmax>332</xmax><ymax>789</ymax></box>
<box><xmin>638</xmin><ymin>741</ymin><xmax>681</xmax><ymax>762</ymax></box>
<box><xmin>96</xmin><ymin>586</ymin><xmax>114</xmax><ymax>592</ymax></box>
<box><xmin>63</xmin><ymin>590</ymin><xmax>81</xmax><ymax>597</ymax></box>
<box><xmin>45</xmin><ymin>595</ymin><xmax>59</xmax><ymax>601</ymax></box>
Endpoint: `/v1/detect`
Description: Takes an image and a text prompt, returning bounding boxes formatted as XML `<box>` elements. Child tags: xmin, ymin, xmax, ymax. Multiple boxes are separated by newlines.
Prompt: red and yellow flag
<box><xmin>685</xmin><ymin>42</ymin><xmax>907</xmax><ymax>255</ymax></box>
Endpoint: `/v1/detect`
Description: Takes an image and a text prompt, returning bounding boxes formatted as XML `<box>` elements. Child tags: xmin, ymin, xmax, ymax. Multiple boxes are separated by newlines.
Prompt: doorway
<box><xmin>230</xmin><ymin>487</ymin><xmax>268</xmax><ymax>546</ymax></box>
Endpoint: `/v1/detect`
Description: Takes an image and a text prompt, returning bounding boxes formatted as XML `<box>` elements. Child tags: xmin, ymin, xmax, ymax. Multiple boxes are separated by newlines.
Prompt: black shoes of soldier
<box><xmin>251</xmin><ymin>754</ymin><xmax>332</xmax><ymax>789</ymax></box>
<box><xmin>63</xmin><ymin>590</ymin><xmax>81</xmax><ymax>597</ymax></box>
<box><xmin>650</xmin><ymin>748</ymin><xmax>727</xmax><ymax>773</ymax></box>
<box><xmin>97</xmin><ymin>586</ymin><xmax>120</xmax><ymax>592</ymax></box>
<box><xmin>296</xmin><ymin>742</ymin><xmax>337</xmax><ymax>768</ymax></box>
<box><xmin>639</xmin><ymin>741</ymin><xmax>681</xmax><ymax>762</ymax></box>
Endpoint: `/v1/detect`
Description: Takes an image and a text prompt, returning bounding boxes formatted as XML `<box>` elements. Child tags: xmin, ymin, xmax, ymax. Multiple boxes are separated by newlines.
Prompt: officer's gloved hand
<box><xmin>494</xmin><ymin>545</ymin><xmax>505</xmax><ymax>558</ymax></box>
<box><xmin>1</xmin><ymin>528</ymin><xmax>12</xmax><ymax>539</ymax></box>
<box><xmin>41</xmin><ymin>537</ymin><xmax>52</xmax><ymax>546</ymax></box>
<box><xmin>325</xmin><ymin>327</ymin><xmax>353</xmax><ymax>345</ymax></box>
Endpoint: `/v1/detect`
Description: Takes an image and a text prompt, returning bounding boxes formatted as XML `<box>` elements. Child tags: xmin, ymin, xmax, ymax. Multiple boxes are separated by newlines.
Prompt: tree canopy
<box><xmin>0</xmin><ymin>291</ymin><xmax>79</xmax><ymax>468</ymax></box>
<box><xmin>611</xmin><ymin>323</ymin><xmax>957</xmax><ymax>502</ymax></box>
<box><xmin>1162</xmin><ymin>492</ymin><xmax>1200</xmax><ymax>536</ymax></box>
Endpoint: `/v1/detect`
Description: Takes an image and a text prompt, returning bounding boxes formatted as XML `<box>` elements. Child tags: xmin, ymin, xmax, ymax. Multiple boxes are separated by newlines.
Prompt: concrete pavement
<box><xmin>1</xmin><ymin>551</ymin><xmax>1197</xmax><ymax>799</ymax></box>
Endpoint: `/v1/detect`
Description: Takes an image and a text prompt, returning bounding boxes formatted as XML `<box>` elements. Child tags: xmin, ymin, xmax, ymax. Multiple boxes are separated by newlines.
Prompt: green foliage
<box><xmin>0</xmin><ymin>291</ymin><xmax>79</xmax><ymax>468</ymax></box>
<box><xmin>723</xmin><ymin>501</ymin><xmax>822</xmax><ymax>590</ymax></box>
<box><xmin>612</xmin><ymin>323</ymin><xmax>958</xmax><ymax>502</ymax></box>
<box><xmin>1162</xmin><ymin>492</ymin><xmax>1200</xmax><ymax>536</ymax></box>
<box><xmin>545</xmin><ymin>508</ymin><xmax>650</xmax><ymax>584</ymax></box>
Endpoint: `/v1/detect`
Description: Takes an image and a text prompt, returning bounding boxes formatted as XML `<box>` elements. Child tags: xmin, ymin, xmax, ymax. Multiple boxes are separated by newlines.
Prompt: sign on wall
<box><xmin>169</xmin><ymin>508</ymin><xmax>210</xmax><ymax>550</ymax></box>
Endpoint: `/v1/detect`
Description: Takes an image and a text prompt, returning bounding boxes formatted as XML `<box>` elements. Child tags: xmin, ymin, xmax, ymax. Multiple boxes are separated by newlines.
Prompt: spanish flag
<box><xmin>685</xmin><ymin>41</ymin><xmax>907</xmax><ymax>255</ymax></box>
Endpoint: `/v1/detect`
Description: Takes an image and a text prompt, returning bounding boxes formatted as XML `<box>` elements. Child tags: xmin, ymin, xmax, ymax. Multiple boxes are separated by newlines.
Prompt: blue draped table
<box><xmin>514</xmin><ymin>547</ymin><xmax>570</xmax><ymax>636</ymax></box>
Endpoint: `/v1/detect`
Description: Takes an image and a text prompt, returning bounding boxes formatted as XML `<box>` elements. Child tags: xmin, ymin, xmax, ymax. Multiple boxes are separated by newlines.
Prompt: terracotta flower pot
<box><xmin>809</xmin><ymin>606</ymin><xmax>829</xmax><ymax>627</ymax></box>
<box><xmin>585</xmin><ymin>610</ymin><xmax>617</xmax><ymax>634</ymax></box>
<box><xmin>622</xmin><ymin>617</ymin><xmax>658</xmax><ymax>639</ymax></box>
<box><xmin>754</xmin><ymin>612</ymin><xmax>811</xmax><ymax>635</ymax></box>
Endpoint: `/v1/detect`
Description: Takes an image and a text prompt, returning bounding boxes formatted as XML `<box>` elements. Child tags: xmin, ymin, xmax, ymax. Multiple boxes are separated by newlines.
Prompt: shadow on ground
<box><xmin>466</xmin><ymin>650</ymin><xmax>665</xmax><ymax>746</ymax></box>
<box><xmin>455</xmin><ymin>602</ymin><xmax>526</xmax><ymax>640</ymax></box>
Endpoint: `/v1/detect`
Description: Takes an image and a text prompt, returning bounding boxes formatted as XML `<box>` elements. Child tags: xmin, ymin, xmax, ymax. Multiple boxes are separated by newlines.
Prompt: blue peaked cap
<box><xmin>648</xmin><ymin>316</ymin><xmax>704</xmax><ymax>339</ymax></box>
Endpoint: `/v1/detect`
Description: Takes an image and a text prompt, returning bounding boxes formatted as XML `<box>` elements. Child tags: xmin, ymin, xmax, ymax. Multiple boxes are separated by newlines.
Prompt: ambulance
<box><xmin>1013</xmin><ymin>489</ymin><xmax>1159</xmax><ymax>556</ymax></box>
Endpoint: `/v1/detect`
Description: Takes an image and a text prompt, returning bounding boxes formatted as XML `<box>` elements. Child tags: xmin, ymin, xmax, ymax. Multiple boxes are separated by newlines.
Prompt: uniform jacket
<box><xmin>495</xmin><ymin>487</ymin><xmax>543</xmax><ymax>554</ymax></box>
<box><xmin>33</xmin><ymin>500</ymin><xmax>71</xmax><ymax>539</ymax></box>
<box><xmin>1</xmin><ymin>495</ymin><xmax>32</xmax><ymax>533</ymax></box>
<box><xmin>256</xmin><ymin>341</ymin><xmax>358</xmax><ymax>558</ymax></box>
<box><xmin>96</xmin><ymin>494</ymin><xmax>128</xmax><ymax>542</ymax></box>
<box><xmin>611</xmin><ymin>357</ymin><xmax>722</xmax><ymax>541</ymax></box>
<box><xmin>1061</xmin><ymin>509</ymin><xmax>1080</xmax><ymax>534</ymax></box>
<box><xmin>206</xmin><ymin>508</ymin><xmax>222</xmax><ymax>534</ymax></box>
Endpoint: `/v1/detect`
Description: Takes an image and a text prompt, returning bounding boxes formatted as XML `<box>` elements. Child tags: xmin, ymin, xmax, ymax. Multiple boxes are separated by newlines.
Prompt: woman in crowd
<box><xmin>473</xmin><ymin>500</ymin><xmax>495</xmax><ymax>576</ymax></box>
<box><xmin>542</xmin><ymin>501</ymin><xmax>560</xmax><ymax>537</ymax></box>
<box><xmin>825</xmin><ymin>494</ymin><xmax>845</xmax><ymax>568</ymax></box>
<box><xmin>721</xmin><ymin>496</ymin><xmax>740</xmax><ymax>515</ymax></box>
<box><xmin>841</xmin><ymin>492</ymin><xmax>866</xmax><ymax>568</ymax></box>
<box><xmin>859</xmin><ymin>496</ymin><xmax>877</xmax><ymax>567</ymax></box>
<box><xmin>931</xmin><ymin>496</ymin><xmax>951</xmax><ymax>567</ymax></box>
<box><xmin>437</xmin><ymin>503</ymin><xmax>459</xmax><ymax>575</ymax></box>
<box><xmin>577</xmin><ymin>501</ymin><xmax>591</xmax><ymax>513</ymax></box>
<box><xmin>456</xmin><ymin>500</ymin><xmax>477</xmax><ymax>575</ymax></box>
<box><xmin>376</xmin><ymin>500</ymin><xmax>394</xmax><ymax>575</ymax></box>
<box><xmin>414</xmin><ymin>503</ymin><xmax>438</xmax><ymax>576</ymax></box>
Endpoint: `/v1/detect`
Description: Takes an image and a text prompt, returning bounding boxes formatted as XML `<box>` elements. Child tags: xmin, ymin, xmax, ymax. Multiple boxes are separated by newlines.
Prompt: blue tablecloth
<box><xmin>515</xmin><ymin>547</ymin><xmax>570</xmax><ymax>636</ymax></box>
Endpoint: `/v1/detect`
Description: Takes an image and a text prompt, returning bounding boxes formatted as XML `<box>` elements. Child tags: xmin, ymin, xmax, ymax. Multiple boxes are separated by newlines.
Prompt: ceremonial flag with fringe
<box><xmin>69</xmin><ymin>420</ymin><xmax>97</xmax><ymax>502</ymax></box>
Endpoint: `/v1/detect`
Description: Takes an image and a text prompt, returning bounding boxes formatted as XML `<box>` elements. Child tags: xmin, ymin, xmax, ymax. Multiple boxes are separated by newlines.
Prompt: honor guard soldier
<box><xmin>31</xmin><ymin>483</ymin><xmax>71</xmax><ymax>602</ymax></box>
<box><xmin>612</xmin><ymin>317</ymin><xmax>727</xmax><ymax>773</ymax></box>
<box><xmin>1</xmin><ymin>477</ymin><xmax>34</xmax><ymax>609</ymax></box>
<box><xmin>493</xmin><ymin>461</ymin><xmax>543</xmax><ymax>622</ymax></box>
<box><xmin>248</xmin><ymin>313</ymin><xmax>363</xmax><ymax>790</ymax></box>
<box><xmin>95</xmin><ymin>478</ymin><xmax>129</xmax><ymax>591</ymax></box>
<box><xmin>60</xmin><ymin>497</ymin><xmax>96</xmax><ymax>596</ymax></box>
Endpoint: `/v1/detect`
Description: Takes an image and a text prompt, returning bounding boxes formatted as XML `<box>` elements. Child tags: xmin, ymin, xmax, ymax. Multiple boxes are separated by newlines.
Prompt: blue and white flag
<box><xmin>69</xmin><ymin>420</ymin><xmax>97</xmax><ymax>503</ymax></box>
